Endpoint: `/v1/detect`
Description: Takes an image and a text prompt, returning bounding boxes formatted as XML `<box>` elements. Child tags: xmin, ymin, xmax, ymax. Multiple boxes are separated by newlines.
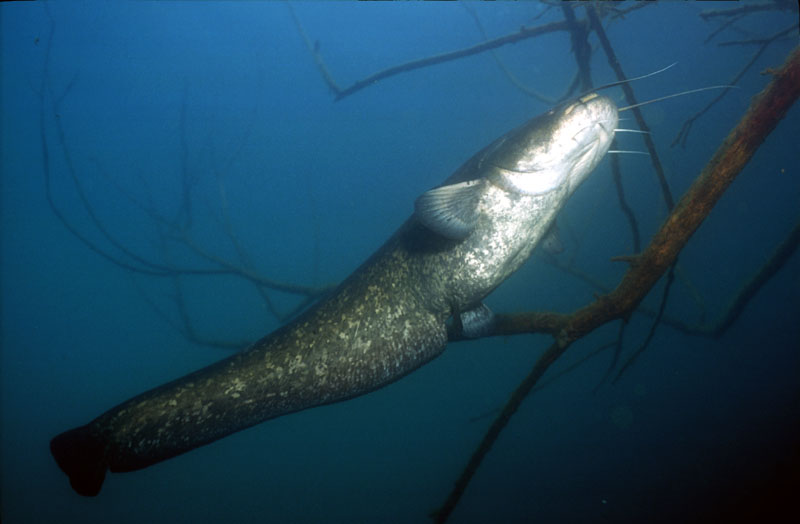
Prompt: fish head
<box><xmin>486</xmin><ymin>93</ymin><xmax>618</xmax><ymax>196</ymax></box>
<box><xmin>413</xmin><ymin>94</ymin><xmax>618</xmax><ymax>241</ymax></box>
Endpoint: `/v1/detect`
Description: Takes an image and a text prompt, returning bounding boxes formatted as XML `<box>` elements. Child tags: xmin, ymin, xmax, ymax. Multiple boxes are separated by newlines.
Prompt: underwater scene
<box><xmin>2</xmin><ymin>2</ymin><xmax>799</xmax><ymax>523</ymax></box>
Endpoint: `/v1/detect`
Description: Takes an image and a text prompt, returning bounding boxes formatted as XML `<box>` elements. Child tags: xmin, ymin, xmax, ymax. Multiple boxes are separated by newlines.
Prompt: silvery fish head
<box><xmin>485</xmin><ymin>93</ymin><xmax>618</xmax><ymax>197</ymax></box>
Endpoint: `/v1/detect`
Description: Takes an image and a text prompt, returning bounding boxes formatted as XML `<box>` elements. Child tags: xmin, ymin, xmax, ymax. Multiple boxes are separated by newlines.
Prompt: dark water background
<box><xmin>2</xmin><ymin>2</ymin><xmax>799</xmax><ymax>523</ymax></box>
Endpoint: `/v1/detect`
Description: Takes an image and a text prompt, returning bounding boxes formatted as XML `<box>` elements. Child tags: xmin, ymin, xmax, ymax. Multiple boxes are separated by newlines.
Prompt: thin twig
<box><xmin>612</xmin><ymin>262</ymin><xmax>677</xmax><ymax>383</ymax></box>
<box><xmin>672</xmin><ymin>25</ymin><xmax>795</xmax><ymax>148</ymax></box>
<box><xmin>711</xmin><ymin>218</ymin><xmax>800</xmax><ymax>337</ymax></box>
<box><xmin>460</xmin><ymin>2</ymin><xmax>557</xmax><ymax>105</ymax></box>
<box><xmin>610</xmin><ymin>143</ymin><xmax>641</xmax><ymax>253</ymax></box>
<box><xmin>699</xmin><ymin>2</ymin><xmax>795</xmax><ymax>20</ymax></box>
<box><xmin>562</xmin><ymin>3</ymin><xmax>593</xmax><ymax>92</ymax></box>
<box><xmin>332</xmin><ymin>20</ymin><xmax>570</xmax><ymax>101</ymax></box>
<box><xmin>587</xmin><ymin>4</ymin><xmax>674</xmax><ymax>211</ymax></box>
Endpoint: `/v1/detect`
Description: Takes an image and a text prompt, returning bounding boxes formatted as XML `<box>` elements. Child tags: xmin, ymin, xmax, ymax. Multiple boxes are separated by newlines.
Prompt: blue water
<box><xmin>2</xmin><ymin>2</ymin><xmax>799</xmax><ymax>523</ymax></box>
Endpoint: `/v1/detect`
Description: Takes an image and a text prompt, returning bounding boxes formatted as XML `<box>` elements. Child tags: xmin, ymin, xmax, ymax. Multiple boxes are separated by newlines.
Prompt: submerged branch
<box><xmin>460</xmin><ymin>1</ymin><xmax>557</xmax><ymax>105</ymax></box>
<box><xmin>587</xmin><ymin>5</ymin><xmax>673</xmax><ymax>211</ymax></box>
<box><xmin>562</xmin><ymin>3</ymin><xmax>593</xmax><ymax>92</ymax></box>
<box><xmin>673</xmin><ymin>25</ymin><xmax>796</xmax><ymax>148</ymax></box>
<box><xmin>699</xmin><ymin>2</ymin><xmax>795</xmax><ymax>20</ymax></box>
<box><xmin>707</xmin><ymin>218</ymin><xmax>800</xmax><ymax>338</ymax></box>
<box><xmin>285</xmin><ymin>2</ymin><xmax>341</xmax><ymax>95</ymax></box>
<box><xmin>290</xmin><ymin>5</ymin><xmax>571</xmax><ymax>102</ymax></box>
<box><xmin>434</xmin><ymin>45</ymin><xmax>800</xmax><ymax>523</ymax></box>
<box><xmin>612</xmin><ymin>262</ymin><xmax>676</xmax><ymax>383</ymax></box>
<box><xmin>38</xmin><ymin>16</ymin><xmax>332</xmax><ymax>349</ymax></box>
<box><xmin>333</xmin><ymin>20</ymin><xmax>571</xmax><ymax>101</ymax></box>
<box><xmin>610</xmin><ymin>145</ymin><xmax>641</xmax><ymax>253</ymax></box>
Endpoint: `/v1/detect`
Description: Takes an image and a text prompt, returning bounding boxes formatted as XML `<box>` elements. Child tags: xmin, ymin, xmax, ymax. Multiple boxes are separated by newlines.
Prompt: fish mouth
<box><xmin>481</xmin><ymin>94</ymin><xmax>617</xmax><ymax>197</ymax></box>
<box><xmin>571</xmin><ymin>136</ymin><xmax>600</xmax><ymax>162</ymax></box>
<box><xmin>571</xmin><ymin>115</ymin><xmax>613</xmax><ymax>150</ymax></box>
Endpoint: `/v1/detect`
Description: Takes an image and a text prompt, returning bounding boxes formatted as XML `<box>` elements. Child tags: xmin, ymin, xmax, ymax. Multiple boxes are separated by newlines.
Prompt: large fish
<box><xmin>51</xmin><ymin>93</ymin><xmax>618</xmax><ymax>496</ymax></box>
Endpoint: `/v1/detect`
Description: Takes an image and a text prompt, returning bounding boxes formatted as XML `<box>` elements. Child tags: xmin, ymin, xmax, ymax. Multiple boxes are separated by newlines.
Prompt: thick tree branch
<box><xmin>434</xmin><ymin>45</ymin><xmax>800</xmax><ymax>523</ymax></box>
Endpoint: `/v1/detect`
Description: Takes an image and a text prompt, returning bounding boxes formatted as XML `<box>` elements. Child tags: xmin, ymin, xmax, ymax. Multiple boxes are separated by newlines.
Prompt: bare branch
<box><xmin>38</xmin><ymin>17</ymin><xmax>332</xmax><ymax>348</ymax></box>
<box><xmin>699</xmin><ymin>2</ymin><xmax>796</xmax><ymax>20</ymax></box>
<box><xmin>290</xmin><ymin>5</ymin><xmax>571</xmax><ymax>102</ymax></box>
<box><xmin>673</xmin><ymin>25</ymin><xmax>796</xmax><ymax>148</ymax></box>
<box><xmin>587</xmin><ymin>5</ymin><xmax>674</xmax><ymax>211</ymax></box>
<box><xmin>460</xmin><ymin>2</ymin><xmax>557</xmax><ymax>105</ymax></box>
<box><xmin>434</xmin><ymin>45</ymin><xmax>800</xmax><ymax>523</ymax></box>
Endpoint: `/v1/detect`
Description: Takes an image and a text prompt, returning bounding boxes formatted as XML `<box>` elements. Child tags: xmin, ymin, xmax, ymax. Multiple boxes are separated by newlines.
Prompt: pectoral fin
<box><xmin>459</xmin><ymin>303</ymin><xmax>495</xmax><ymax>338</ymax></box>
<box><xmin>414</xmin><ymin>180</ymin><xmax>483</xmax><ymax>240</ymax></box>
<box><xmin>541</xmin><ymin>222</ymin><xmax>564</xmax><ymax>255</ymax></box>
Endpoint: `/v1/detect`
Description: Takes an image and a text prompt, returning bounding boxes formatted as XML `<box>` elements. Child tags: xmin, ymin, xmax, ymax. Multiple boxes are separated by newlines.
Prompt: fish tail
<box><xmin>50</xmin><ymin>424</ymin><xmax>108</xmax><ymax>496</ymax></box>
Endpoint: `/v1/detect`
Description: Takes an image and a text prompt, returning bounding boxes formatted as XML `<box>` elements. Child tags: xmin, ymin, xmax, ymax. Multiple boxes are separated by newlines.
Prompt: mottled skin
<box><xmin>51</xmin><ymin>95</ymin><xmax>617</xmax><ymax>496</ymax></box>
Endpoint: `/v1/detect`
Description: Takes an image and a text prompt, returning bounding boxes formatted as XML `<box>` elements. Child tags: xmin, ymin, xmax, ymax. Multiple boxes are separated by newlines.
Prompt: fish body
<box><xmin>50</xmin><ymin>93</ymin><xmax>618</xmax><ymax>496</ymax></box>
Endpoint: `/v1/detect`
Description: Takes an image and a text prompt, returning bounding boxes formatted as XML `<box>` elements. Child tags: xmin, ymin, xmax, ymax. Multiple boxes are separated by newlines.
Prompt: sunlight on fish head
<box><xmin>487</xmin><ymin>93</ymin><xmax>618</xmax><ymax>197</ymax></box>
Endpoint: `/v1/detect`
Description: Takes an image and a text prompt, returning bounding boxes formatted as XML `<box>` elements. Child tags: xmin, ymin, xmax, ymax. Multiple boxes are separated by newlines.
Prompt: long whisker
<box><xmin>619</xmin><ymin>86</ymin><xmax>738</xmax><ymax>112</ymax></box>
<box><xmin>572</xmin><ymin>64</ymin><xmax>679</xmax><ymax>103</ymax></box>
<box><xmin>594</xmin><ymin>62</ymin><xmax>678</xmax><ymax>92</ymax></box>
<box><xmin>614</xmin><ymin>129</ymin><xmax>650</xmax><ymax>134</ymax></box>
<box><xmin>608</xmin><ymin>150</ymin><xmax>650</xmax><ymax>156</ymax></box>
